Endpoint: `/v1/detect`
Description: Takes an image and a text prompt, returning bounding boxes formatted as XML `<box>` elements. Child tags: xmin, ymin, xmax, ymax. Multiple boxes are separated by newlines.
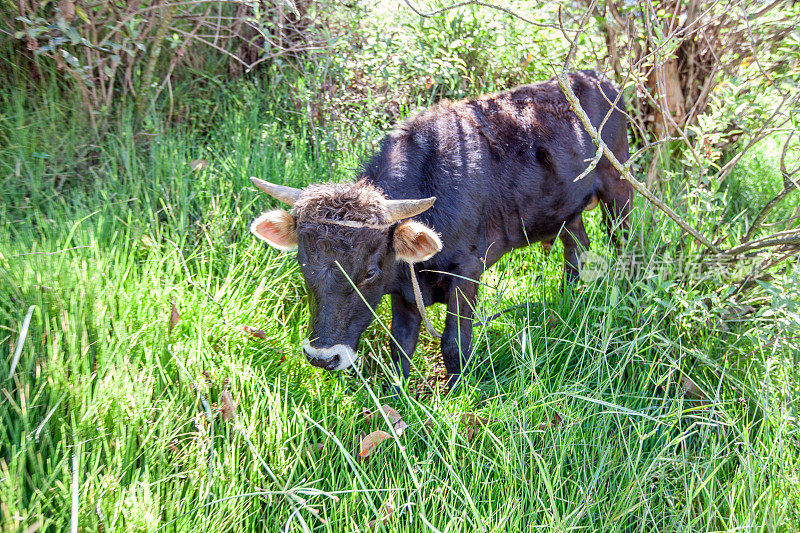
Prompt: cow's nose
<box><xmin>302</xmin><ymin>341</ymin><xmax>339</xmax><ymax>370</ymax></box>
<box><xmin>301</xmin><ymin>339</ymin><xmax>358</xmax><ymax>371</ymax></box>
<box><xmin>306</xmin><ymin>352</ymin><xmax>339</xmax><ymax>369</ymax></box>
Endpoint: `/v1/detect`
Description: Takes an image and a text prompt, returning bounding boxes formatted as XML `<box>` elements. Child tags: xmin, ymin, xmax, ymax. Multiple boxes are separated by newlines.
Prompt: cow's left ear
<box><xmin>251</xmin><ymin>210</ymin><xmax>298</xmax><ymax>250</ymax></box>
<box><xmin>393</xmin><ymin>220</ymin><xmax>442</xmax><ymax>263</ymax></box>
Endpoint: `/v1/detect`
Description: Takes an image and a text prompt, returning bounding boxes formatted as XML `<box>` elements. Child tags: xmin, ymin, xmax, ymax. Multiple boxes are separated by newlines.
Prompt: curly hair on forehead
<box><xmin>292</xmin><ymin>180</ymin><xmax>389</xmax><ymax>226</ymax></box>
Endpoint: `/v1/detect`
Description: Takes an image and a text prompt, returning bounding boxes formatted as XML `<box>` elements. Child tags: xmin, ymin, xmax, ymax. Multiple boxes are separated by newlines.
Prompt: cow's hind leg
<box><xmin>559</xmin><ymin>215</ymin><xmax>591</xmax><ymax>286</ymax></box>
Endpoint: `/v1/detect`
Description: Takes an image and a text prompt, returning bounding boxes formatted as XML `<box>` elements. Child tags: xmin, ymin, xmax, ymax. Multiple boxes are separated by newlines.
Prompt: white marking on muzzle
<box><xmin>301</xmin><ymin>339</ymin><xmax>359</xmax><ymax>371</ymax></box>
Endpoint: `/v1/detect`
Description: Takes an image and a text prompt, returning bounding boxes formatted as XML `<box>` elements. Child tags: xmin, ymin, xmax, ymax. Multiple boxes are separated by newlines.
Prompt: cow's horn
<box><xmin>250</xmin><ymin>177</ymin><xmax>302</xmax><ymax>206</ymax></box>
<box><xmin>385</xmin><ymin>197</ymin><xmax>436</xmax><ymax>222</ymax></box>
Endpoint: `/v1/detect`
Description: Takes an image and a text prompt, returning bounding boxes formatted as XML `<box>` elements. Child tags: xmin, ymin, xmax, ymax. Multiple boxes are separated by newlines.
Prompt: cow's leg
<box><xmin>559</xmin><ymin>215</ymin><xmax>591</xmax><ymax>286</ymax></box>
<box><xmin>442</xmin><ymin>273</ymin><xmax>480</xmax><ymax>390</ymax></box>
<box><xmin>389</xmin><ymin>294</ymin><xmax>421</xmax><ymax>391</ymax></box>
<box><xmin>597</xmin><ymin>162</ymin><xmax>633</xmax><ymax>246</ymax></box>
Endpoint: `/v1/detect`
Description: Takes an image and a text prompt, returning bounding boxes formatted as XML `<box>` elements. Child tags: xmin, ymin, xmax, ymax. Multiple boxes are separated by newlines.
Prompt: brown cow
<box><xmin>250</xmin><ymin>70</ymin><xmax>633</xmax><ymax>388</ymax></box>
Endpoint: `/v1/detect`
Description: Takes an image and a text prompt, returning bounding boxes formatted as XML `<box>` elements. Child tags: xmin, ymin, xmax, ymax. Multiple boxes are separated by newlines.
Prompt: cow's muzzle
<box><xmin>301</xmin><ymin>339</ymin><xmax>358</xmax><ymax>371</ymax></box>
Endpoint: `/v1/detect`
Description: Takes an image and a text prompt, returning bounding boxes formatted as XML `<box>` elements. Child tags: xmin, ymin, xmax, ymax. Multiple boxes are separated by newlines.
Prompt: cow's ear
<box><xmin>393</xmin><ymin>220</ymin><xmax>442</xmax><ymax>263</ymax></box>
<box><xmin>251</xmin><ymin>210</ymin><xmax>298</xmax><ymax>250</ymax></box>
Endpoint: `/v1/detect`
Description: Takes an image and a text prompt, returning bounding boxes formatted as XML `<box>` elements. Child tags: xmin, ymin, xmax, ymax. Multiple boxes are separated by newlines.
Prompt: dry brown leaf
<box><xmin>190</xmin><ymin>159</ymin><xmax>209</xmax><ymax>171</ymax></box>
<box><xmin>168</xmin><ymin>300</ymin><xmax>180</xmax><ymax>331</ymax></box>
<box><xmin>680</xmin><ymin>373</ymin><xmax>708</xmax><ymax>401</ymax></box>
<box><xmin>380</xmin><ymin>404</ymin><xmax>402</xmax><ymax>424</ymax></box>
<box><xmin>219</xmin><ymin>390</ymin><xmax>236</xmax><ymax>421</ymax></box>
<box><xmin>359</xmin><ymin>430</ymin><xmax>392</xmax><ymax>458</ymax></box>
<box><xmin>305</xmin><ymin>443</ymin><xmax>325</xmax><ymax>456</ymax></box>
<box><xmin>394</xmin><ymin>419</ymin><xmax>409</xmax><ymax>436</ymax></box>
<box><xmin>367</xmin><ymin>495</ymin><xmax>396</xmax><ymax>530</ymax></box>
<box><xmin>23</xmin><ymin>521</ymin><xmax>41</xmax><ymax>533</ymax></box>
<box><xmin>460</xmin><ymin>413</ymin><xmax>490</xmax><ymax>427</ymax></box>
<box><xmin>362</xmin><ymin>407</ymin><xmax>374</xmax><ymax>423</ymax></box>
<box><xmin>243</xmin><ymin>325</ymin><xmax>267</xmax><ymax>339</ymax></box>
<box><xmin>423</xmin><ymin>417</ymin><xmax>435</xmax><ymax>433</ymax></box>
<box><xmin>538</xmin><ymin>411</ymin><xmax>563</xmax><ymax>431</ymax></box>
<box><xmin>461</xmin><ymin>413</ymin><xmax>492</xmax><ymax>442</ymax></box>
<box><xmin>59</xmin><ymin>0</ymin><xmax>75</xmax><ymax>22</ymax></box>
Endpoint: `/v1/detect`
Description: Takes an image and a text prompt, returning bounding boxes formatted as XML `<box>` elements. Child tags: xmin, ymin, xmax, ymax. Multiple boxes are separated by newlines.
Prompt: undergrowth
<box><xmin>1</xmin><ymin>79</ymin><xmax>798</xmax><ymax>532</ymax></box>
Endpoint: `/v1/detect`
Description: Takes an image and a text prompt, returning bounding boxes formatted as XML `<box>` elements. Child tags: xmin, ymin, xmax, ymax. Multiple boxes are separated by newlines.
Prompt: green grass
<box><xmin>1</xmin><ymin>83</ymin><xmax>798</xmax><ymax>532</ymax></box>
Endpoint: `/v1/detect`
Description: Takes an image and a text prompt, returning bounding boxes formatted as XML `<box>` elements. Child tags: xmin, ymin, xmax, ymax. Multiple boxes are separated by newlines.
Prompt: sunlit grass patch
<box><xmin>1</xmin><ymin>85</ymin><xmax>798</xmax><ymax>532</ymax></box>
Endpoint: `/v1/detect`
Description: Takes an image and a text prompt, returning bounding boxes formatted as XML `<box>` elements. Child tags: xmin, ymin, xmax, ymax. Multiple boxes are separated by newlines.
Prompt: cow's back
<box><xmin>364</xmin><ymin>70</ymin><xmax>627</xmax><ymax>267</ymax></box>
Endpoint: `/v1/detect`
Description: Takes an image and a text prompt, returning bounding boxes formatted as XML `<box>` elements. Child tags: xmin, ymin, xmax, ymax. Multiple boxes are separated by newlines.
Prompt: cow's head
<box><xmin>250</xmin><ymin>178</ymin><xmax>441</xmax><ymax>371</ymax></box>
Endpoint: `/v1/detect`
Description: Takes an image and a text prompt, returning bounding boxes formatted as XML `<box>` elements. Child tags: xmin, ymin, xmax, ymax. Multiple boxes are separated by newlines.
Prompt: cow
<box><xmin>249</xmin><ymin>70</ymin><xmax>633</xmax><ymax>388</ymax></box>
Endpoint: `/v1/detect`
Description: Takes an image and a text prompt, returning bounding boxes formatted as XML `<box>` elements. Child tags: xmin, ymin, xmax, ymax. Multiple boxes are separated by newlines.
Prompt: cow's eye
<box><xmin>361</xmin><ymin>267</ymin><xmax>381</xmax><ymax>285</ymax></box>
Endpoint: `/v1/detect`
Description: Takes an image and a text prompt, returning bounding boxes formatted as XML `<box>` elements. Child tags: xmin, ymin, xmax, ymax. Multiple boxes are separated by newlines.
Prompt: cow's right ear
<box><xmin>250</xmin><ymin>210</ymin><xmax>298</xmax><ymax>250</ymax></box>
<box><xmin>393</xmin><ymin>220</ymin><xmax>442</xmax><ymax>263</ymax></box>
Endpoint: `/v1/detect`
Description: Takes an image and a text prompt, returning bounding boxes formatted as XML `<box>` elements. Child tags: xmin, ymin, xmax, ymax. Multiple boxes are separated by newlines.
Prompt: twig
<box><xmin>555</xmin><ymin>71</ymin><xmax>721</xmax><ymax>252</ymax></box>
<box><xmin>400</xmin><ymin>0</ymin><xmax>560</xmax><ymax>29</ymax></box>
<box><xmin>723</xmin><ymin>229</ymin><xmax>800</xmax><ymax>256</ymax></box>
<box><xmin>167</xmin><ymin>25</ymin><xmax>251</xmax><ymax>68</ymax></box>
<box><xmin>743</xmin><ymin>131</ymin><xmax>799</xmax><ymax>242</ymax></box>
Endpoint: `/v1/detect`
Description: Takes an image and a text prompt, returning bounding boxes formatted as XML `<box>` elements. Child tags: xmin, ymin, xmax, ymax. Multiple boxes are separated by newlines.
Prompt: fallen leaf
<box><xmin>680</xmin><ymin>373</ymin><xmax>707</xmax><ymax>401</ymax></box>
<box><xmin>243</xmin><ymin>325</ymin><xmax>266</xmax><ymax>339</ymax></box>
<box><xmin>219</xmin><ymin>390</ymin><xmax>236</xmax><ymax>421</ymax></box>
<box><xmin>168</xmin><ymin>300</ymin><xmax>180</xmax><ymax>331</ymax></box>
<box><xmin>305</xmin><ymin>443</ymin><xmax>325</xmax><ymax>456</ymax></box>
<box><xmin>368</xmin><ymin>494</ymin><xmax>395</xmax><ymax>530</ymax></box>
<box><xmin>538</xmin><ymin>411</ymin><xmax>563</xmax><ymax>431</ymax></box>
<box><xmin>423</xmin><ymin>417</ymin><xmax>435</xmax><ymax>433</ymax></box>
<box><xmin>394</xmin><ymin>419</ymin><xmax>409</xmax><ymax>436</ymax></box>
<box><xmin>460</xmin><ymin>413</ymin><xmax>490</xmax><ymax>426</ymax></box>
<box><xmin>189</xmin><ymin>159</ymin><xmax>208</xmax><ymax>171</ymax></box>
<box><xmin>380</xmin><ymin>404</ymin><xmax>402</xmax><ymax>424</ymax></box>
<box><xmin>461</xmin><ymin>413</ymin><xmax>491</xmax><ymax>442</ymax></box>
<box><xmin>362</xmin><ymin>407</ymin><xmax>374</xmax><ymax>423</ymax></box>
<box><xmin>359</xmin><ymin>430</ymin><xmax>392</xmax><ymax>458</ymax></box>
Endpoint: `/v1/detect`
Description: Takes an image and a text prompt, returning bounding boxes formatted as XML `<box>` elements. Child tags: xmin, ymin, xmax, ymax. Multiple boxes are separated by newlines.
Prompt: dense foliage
<box><xmin>1</xmin><ymin>1</ymin><xmax>798</xmax><ymax>531</ymax></box>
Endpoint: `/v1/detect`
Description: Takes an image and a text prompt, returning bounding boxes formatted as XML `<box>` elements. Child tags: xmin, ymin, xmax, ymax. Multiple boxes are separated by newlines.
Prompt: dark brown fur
<box><xmin>283</xmin><ymin>70</ymin><xmax>634</xmax><ymax>387</ymax></box>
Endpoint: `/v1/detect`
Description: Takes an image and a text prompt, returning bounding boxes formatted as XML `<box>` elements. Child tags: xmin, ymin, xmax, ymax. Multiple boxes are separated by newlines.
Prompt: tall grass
<box><xmin>1</xmin><ymin>83</ymin><xmax>798</xmax><ymax>532</ymax></box>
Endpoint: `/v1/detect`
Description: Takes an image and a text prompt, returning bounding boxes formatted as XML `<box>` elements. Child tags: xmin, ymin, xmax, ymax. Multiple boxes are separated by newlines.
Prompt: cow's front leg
<box><xmin>559</xmin><ymin>215</ymin><xmax>591</xmax><ymax>287</ymax></box>
<box><xmin>441</xmin><ymin>277</ymin><xmax>479</xmax><ymax>390</ymax></box>
<box><xmin>389</xmin><ymin>294</ymin><xmax>421</xmax><ymax>391</ymax></box>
